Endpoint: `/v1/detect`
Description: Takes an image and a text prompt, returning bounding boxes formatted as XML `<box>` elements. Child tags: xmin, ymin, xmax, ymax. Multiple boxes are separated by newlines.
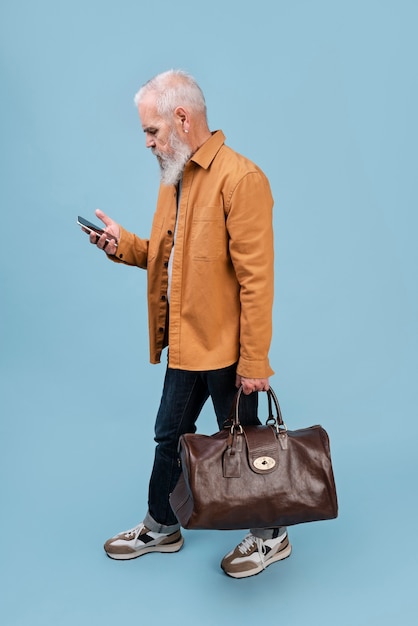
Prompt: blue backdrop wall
<box><xmin>1</xmin><ymin>1</ymin><xmax>417</xmax><ymax>625</ymax></box>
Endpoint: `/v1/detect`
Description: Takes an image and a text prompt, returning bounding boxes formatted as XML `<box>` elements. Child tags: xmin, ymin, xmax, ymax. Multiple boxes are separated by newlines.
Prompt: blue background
<box><xmin>1</xmin><ymin>0</ymin><xmax>417</xmax><ymax>624</ymax></box>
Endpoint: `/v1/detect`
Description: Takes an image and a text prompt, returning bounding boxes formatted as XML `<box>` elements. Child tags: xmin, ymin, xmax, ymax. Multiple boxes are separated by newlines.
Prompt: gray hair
<box><xmin>134</xmin><ymin>69</ymin><xmax>207</xmax><ymax>120</ymax></box>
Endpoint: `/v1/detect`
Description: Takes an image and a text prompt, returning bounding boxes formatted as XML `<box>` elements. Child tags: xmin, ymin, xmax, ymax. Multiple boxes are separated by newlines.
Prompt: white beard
<box><xmin>154</xmin><ymin>130</ymin><xmax>192</xmax><ymax>186</ymax></box>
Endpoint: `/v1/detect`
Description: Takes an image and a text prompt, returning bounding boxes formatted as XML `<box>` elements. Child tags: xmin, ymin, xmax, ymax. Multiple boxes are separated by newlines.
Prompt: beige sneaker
<box><xmin>221</xmin><ymin>531</ymin><xmax>291</xmax><ymax>578</ymax></box>
<box><xmin>104</xmin><ymin>522</ymin><xmax>184</xmax><ymax>560</ymax></box>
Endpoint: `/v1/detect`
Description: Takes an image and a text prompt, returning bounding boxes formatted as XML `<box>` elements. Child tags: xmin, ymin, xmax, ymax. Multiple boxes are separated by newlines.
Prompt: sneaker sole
<box><xmin>221</xmin><ymin>542</ymin><xmax>292</xmax><ymax>579</ymax></box>
<box><xmin>105</xmin><ymin>537</ymin><xmax>184</xmax><ymax>560</ymax></box>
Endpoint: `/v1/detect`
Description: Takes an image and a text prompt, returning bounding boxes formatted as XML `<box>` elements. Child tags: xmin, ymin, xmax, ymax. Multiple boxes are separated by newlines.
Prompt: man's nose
<box><xmin>145</xmin><ymin>134</ymin><xmax>155</xmax><ymax>149</ymax></box>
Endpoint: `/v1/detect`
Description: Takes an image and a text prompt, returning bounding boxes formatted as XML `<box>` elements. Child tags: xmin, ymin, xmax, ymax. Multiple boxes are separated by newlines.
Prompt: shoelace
<box><xmin>238</xmin><ymin>534</ymin><xmax>267</xmax><ymax>569</ymax></box>
<box><xmin>124</xmin><ymin>524</ymin><xmax>143</xmax><ymax>539</ymax></box>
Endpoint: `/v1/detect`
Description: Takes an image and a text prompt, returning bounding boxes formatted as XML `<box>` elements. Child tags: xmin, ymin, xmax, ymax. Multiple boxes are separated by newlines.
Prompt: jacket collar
<box><xmin>190</xmin><ymin>130</ymin><xmax>225</xmax><ymax>170</ymax></box>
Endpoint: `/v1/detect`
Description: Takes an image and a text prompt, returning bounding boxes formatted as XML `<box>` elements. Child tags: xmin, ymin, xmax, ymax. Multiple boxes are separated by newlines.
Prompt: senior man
<box><xmin>84</xmin><ymin>69</ymin><xmax>291</xmax><ymax>578</ymax></box>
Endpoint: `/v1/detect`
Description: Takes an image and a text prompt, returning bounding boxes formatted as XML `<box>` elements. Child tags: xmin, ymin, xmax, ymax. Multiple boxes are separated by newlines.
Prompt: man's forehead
<box><xmin>138</xmin><ymin>95</ymin><xmax>162</xmax><ymax>126</ymax></box>
<box><xmin>139</xmin><ymin>91</ymin><xmax>157</xmax><ymax>109</ymax></box>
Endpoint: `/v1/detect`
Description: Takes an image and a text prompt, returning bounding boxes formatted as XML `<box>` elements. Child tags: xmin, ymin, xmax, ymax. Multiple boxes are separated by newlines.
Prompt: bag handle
<box><xmin>231</xmin><ymin>386</ymin><xmax>287</xmax><ymax>433</ymax></box>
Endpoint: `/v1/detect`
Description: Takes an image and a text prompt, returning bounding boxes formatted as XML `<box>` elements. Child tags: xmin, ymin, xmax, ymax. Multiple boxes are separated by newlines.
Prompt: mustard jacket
<box><xmin>113</xmin><ymin>130</ymin><xmax>274</xmax><ymax>378</ymax></box>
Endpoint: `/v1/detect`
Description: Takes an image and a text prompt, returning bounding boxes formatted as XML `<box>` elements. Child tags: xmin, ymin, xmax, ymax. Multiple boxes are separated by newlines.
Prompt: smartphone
<box><xmin>77</xmin><ymin>216</ymin><xmax>116</xmax><ymax>243</ymax></box>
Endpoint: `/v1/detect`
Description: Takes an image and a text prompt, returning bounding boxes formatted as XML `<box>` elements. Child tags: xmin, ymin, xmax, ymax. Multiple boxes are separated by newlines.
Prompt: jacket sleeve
<box><xmin>108</xmin><ymin>225</ymin><xmax>149</xmax><ymax>268</ymax></box>
<box><xmin>226</xmin><ymin>169</ymin><xmax>275</xmax><ymax>379</ymax></box>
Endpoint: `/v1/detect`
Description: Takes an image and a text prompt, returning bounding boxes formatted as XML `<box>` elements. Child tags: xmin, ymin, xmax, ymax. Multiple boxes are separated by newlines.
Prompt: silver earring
<box><xmin>184</xmin><ymin>128</ymin><xmax>189</xmax><ymax>133</ymax></box>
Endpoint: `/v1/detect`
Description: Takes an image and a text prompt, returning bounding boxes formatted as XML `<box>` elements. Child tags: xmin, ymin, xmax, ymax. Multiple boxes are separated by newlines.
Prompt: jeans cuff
<box><xmin>144</xmin><ymin>511</ymin><xmax>181</xmax><ymax>534</ymax></box>
<box><xmin>250</xmin><ymin>526</ymin><xmax>287</xmax><ymax>540</ymax></box>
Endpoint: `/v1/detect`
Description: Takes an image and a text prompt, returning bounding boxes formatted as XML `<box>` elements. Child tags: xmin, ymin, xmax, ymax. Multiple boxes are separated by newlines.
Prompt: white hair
<box><xmin>134</xmin><ymin>69</ymin><xmax>207</xmax><ymax>120</ymax></box>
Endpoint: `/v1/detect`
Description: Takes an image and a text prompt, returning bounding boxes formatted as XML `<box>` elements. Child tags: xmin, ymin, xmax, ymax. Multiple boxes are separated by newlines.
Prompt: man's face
<box><xmin>139</xmin><ymin>96</ymin><xmax>173</xmax><ymax>155</ymax></box>
<box><xmin>138</xmin><ymin>96</ymin><xmax>191</xmax><ymax>185</ymax></box>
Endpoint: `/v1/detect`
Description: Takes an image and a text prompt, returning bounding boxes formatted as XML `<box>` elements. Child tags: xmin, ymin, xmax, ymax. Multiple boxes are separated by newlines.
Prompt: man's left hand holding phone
<box><xmin>78</xmin><ymin>209</ymin><xmax>120</xmax><ymax>255</ymax></box>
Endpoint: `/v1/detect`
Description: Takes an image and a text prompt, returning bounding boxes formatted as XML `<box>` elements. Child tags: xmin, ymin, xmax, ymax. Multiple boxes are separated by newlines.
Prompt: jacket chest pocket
<box><xmin>190</xmin><ymin>205</ymin><xmax>226</xmax><ymax>261</ymax></box>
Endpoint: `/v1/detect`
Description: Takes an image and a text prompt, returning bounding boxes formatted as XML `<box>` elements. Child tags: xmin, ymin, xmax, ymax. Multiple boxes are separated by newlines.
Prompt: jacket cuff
<box><xmin>107</xmin><ymin>226</ymin><xmax>147</xmax><ymax>267</ymax></box>
<box><xmin>236</xmin><ymin>356</ymin><xmax>274</xmax><ymax>379</ymax></box>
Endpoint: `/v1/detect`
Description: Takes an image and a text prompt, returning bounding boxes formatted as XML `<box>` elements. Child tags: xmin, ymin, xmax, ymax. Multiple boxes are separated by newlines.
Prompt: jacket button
<box><xmin>158</xmin><ymin>327</ymin><xmax>164</xmax><ymax>333</ymax></box>
<box><xmin>164</xmin><ymin>261</ymin><xmax>169</xmax><ymax>268</ymax></box>
<box><xmin>118</xmin><ymin>253</ymin><xmax>123</xmax><ymax>259</ymax></box>
<box><xmin>161</xmin><ymin>295</ymin><xmax>166</xmax><ymax>301</ymax></box>
<box><xmin>167</xmin><ymin>230</ymin><xmax>173</xmax><ymax>236</ymax></box>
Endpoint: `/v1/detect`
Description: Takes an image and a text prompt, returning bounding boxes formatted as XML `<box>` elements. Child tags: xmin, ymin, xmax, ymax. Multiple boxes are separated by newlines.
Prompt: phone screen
<box><xmin>77</xmin><ymin>216</ymin><xmax>116</xmax><ymax>242</ymax></box>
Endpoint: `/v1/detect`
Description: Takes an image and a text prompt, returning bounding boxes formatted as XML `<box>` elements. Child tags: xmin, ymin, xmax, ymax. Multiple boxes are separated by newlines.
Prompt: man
<box><xmin>85</xmin><ymin>69</ymin><xmax>291</xmax><ymax>578</ymax></box>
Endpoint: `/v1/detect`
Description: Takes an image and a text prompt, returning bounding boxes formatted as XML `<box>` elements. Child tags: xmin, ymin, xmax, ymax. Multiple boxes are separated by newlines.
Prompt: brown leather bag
<box><xmin>170</xmin><ymin>387</ymin><xmax>338</xmax><ymax>530</ymax></box>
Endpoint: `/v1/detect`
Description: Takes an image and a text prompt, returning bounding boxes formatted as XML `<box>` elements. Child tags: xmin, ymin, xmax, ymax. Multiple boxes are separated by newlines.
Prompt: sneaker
<box><xmin>104</xmin><ymin>522</ymin><xmax>184</xmax><ymax>560</ymax></box>
<box><xmin>221</xmin><ymin>531</ymin><xmax>291</xmax><ymax>578</ymax></box>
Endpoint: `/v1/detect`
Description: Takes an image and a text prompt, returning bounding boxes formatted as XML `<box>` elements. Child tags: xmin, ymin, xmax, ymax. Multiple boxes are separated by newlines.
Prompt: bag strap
<box><xmin>230</xmin><ymin>385</ymin><xmax>287</xmax><ymax>432</ymax></box>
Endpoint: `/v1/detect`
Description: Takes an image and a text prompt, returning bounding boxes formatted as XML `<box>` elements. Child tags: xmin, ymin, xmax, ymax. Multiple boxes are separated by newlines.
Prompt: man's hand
<box><xmin>235</xmin><ymin>375</ymin><xmax>270</xmax><ymax>395</ymax></box>
<box><xmin>88</xmin><ymin>209</ymin><xmax>120</xmax><ymax>256</ymax></box>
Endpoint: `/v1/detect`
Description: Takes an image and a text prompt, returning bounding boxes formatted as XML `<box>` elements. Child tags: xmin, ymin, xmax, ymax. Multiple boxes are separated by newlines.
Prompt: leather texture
<box><xmin>170</xmin><ymin>387</ymin><xmax>338</xmax><ymax>530</ymax></box>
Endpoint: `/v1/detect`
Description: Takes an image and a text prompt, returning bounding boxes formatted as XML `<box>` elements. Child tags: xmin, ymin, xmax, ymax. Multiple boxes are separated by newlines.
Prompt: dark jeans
<box><xmin>144</xmin><ymin>362</ymin><xmax>260</xmax><ymax>532</ymax></box>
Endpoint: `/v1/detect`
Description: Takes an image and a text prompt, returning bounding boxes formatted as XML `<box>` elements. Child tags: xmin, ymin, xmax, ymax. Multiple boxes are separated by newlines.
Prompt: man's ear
<box><xmin>174</xmin><ymin>106</ymin><xmax>187</xmax><ymax>123</ymax></box>
<box><xmin>174</xmin><ymin>106</ymin><xmax>190</xmax><ymax>133</ymax></box>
